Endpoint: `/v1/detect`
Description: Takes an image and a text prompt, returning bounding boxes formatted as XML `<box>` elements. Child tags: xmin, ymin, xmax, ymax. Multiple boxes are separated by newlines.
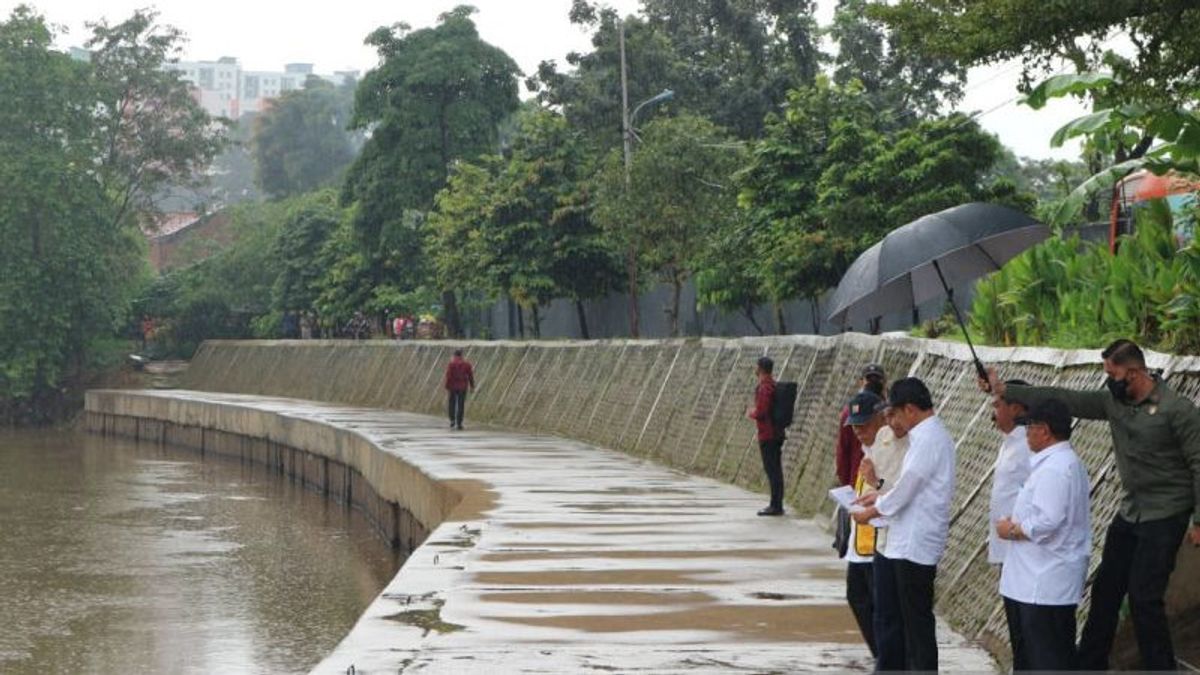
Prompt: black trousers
<box><xmin>873</xmin><ymin>553</ymin><xmax>938</xmax><ymax>672</ymax></box>
<box><xmin>1004</xmin><ymin>596</ymin><xmax>1078</xmax><ymax>671</ymax></box>
<box><xmin>1078</xmin><ymin>512</ymin><xmax>1189</xmax><ymax>671</ymax></box>
<box><xmin>448</xmin><ymin>390</ymin><xmax>467</xmax><ymax>428</ymax></box>
<box><xmin>758</xmin><ymin>439</ymin><xmax>784</xmax><ymax>509</ymax></box>
<box><xmin>847</xmin><ymin>561</ymin><xmax>877</xmax><ymax>657</ymax></box>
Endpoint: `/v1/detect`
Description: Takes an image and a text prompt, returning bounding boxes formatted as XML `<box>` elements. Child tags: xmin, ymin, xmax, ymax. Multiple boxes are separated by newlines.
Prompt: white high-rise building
<box><xmin>165</xmin><ymin>58</ymin><xmax>359</xmax><ymax>119</ymax></box>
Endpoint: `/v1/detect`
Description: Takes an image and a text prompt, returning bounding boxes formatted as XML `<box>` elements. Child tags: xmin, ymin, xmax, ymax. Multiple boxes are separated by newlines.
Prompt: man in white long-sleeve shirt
<box><xmin>853</xmin><ymin>378</ymin><xmax>956</xmax><ymax>672</ymax></box>
<box><xmin>989</xmin><ymin>380</ymin><xmax>1032</xmax><ymax>565</ymax></box>
<box><xmin>996</xmin><ymin>398</ymin><xmax>1091</xmax><ymax>671</ymax></box>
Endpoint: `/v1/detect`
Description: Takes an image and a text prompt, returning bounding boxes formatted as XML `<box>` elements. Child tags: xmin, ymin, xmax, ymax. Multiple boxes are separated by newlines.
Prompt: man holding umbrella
<box><xmin>983</xmin><ymin>339</ymin><xmax>1200</xmax><ymax>671</ymax></box>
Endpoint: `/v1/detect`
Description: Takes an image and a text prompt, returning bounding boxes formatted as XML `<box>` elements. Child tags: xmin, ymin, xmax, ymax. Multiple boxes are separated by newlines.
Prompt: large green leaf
<box><xmin>1021</xmin><ymin>72</ymin><xmax>1117</xmax><ymax>110</ymax></box>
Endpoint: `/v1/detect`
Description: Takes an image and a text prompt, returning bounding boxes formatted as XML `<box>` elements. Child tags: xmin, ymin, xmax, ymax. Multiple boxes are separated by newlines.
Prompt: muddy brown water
<box><xmin>0</xmin><ymin>430</ymin><xmax>403</xmax><ymax>674</ymax></box>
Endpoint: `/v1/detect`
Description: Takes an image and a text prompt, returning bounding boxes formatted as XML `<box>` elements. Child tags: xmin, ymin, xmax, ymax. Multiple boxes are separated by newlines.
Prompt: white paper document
<box><xmin>828</xmin><ymin>486</ymin><xmax>889</xmax><ymax>528</ymax></box>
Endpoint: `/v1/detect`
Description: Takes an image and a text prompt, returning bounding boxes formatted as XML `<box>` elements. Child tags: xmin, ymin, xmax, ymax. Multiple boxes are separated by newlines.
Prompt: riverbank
<box><xmin>85</xmin><ymin>388</ymin><xmax>995</xmax><ymax>672</ymax></box>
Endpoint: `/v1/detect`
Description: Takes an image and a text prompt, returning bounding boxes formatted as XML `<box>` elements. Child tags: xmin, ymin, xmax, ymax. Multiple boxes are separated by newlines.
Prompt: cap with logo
<box><xmin>846</xmin><ymin>390</ymin><xmax>886</xmax><ymax>425</ymax></box>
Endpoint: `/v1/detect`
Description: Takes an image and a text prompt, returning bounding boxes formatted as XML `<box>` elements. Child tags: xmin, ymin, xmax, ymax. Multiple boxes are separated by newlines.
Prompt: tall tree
<box><xmin>343</xmin><ymin>5</ymin><xmax>520</xmax><ymax>336</ymax></box>
<box><xmin>253</xmin><ymin>77</ymin><xmax>357</xmax><ymax>199</ymax></box>
<box><xmin>529</xmin><ymin>1</ymin><xmax>822</xmax><ymax>144</ymax></box>
<box><xmin>593</xmin><ymin>114</ymin><xmax>745</xmax><ymax>336</ymax></box>
<box><xmin>271</xmin><ymin>190</ymin><xmax>345</xmax><ymax>313</ymax></box>
<box><xmin>828</xmin><ymin>0</ymin><xmax>965</xmax><ymax>121</ymax></box>
<box><xmin>0</xmin><ymin>7</ymin><xmax>220</xmax><ymax>421</ymax></box>
<box><xmin>429</xmin><ymin>108</ymin><xmax>620</xmax><ymax>338</ymax></box>
<box><xmin>86</xmin><ymin>9</ymin><xmax>226</xmax><ymax>229</ymax></box>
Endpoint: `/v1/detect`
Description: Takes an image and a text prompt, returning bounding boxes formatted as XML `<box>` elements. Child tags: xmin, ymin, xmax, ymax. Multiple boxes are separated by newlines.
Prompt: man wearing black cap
<box><xmin>984</xmin><ymin>339</ymin><xmax>1200</xmax><ymax>670</ymax></box>
<box><xmin>853</xmin><ymin>377</ymin><xmax>956</xmax><ymax>672</ymax></box>
<box><xmin>996</xmin><ymin>399</ymin><xmax>1091</xmax><ymax>671</ymax></box>
<box><xmin>836</xmin><ymin>364</ymin><xmax>888</xmax><ymax>488</ymax></box>
<box><xmin>746</xmin><ymin>356</ymin><xmax>785</xmax><ymax>516</ymax></box>
<box><xmin>842</xmin><ymin>390</ymin><xmax>890</xmax><ymax>656</ymax></box>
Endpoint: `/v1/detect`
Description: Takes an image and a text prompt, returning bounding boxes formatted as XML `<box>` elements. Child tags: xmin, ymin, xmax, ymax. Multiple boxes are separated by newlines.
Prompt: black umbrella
<box><xmin>826</xmin><ymin>202</ymin><xmax>1050</xmax><ymax>379</ymax></box>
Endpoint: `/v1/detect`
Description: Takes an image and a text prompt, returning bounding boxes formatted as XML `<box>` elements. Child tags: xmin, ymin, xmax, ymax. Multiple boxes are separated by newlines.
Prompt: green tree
<box><xmin>738</xmin><ymin>78</ymin><xmax>1023</xmax><ymax>332</ymax></box>
<box><xmin>343</xmin><ymin>6</ymin><xmax>520</xmax><ymax>336</ymax></box>
<box><xmin>869</xmin><ymin>0</ymin><xmax>1200</xmax><ymax>166</ymax></box>
<box><xmin>594</xmin><ymin>114</ymin><xmax>746</xmax><ymax>336</ymax></box>
<box><xmin>429</xmin><ymin>109</ymin><xmax>621</xmax><ymax>338</ymax></box>
<box><xmin>271</xmin><ymin>190</ymin><xmax>345</xmax><ymax>313</ymax></box>
<box><xmin>829</xmin><ymin>0</ymin><xmax>965</xmax><ymax>121</ymax></box>
<box><xmin>529</xmin><ymin>1</ymin><xmax>822</xmax><ymax>144</ymax></box>
<box><xmin>86</xmin><ymin>9</ymin><xmax>226</xmax><ymax>229</ymax></box>
<box><xmin>0</xmin><ymin>7</ymin><xmax>221</xmax><ymax>421</ymax></box>
<box><xmin>253</xmin><ymin>77</ymin><xmax>357</xmax><ymax>199</ymax></box>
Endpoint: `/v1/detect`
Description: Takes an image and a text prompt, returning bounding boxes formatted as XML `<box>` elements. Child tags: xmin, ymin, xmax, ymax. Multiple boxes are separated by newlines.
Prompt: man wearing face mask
<box><xmin>983</xmin><ymin>339</ymin><xmax>1200</xmax><ymax>671</ymax></box>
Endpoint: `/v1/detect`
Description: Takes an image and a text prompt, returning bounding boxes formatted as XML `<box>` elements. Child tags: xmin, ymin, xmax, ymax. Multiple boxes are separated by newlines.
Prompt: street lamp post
<box><xmin>618</xmin><ymin>18</ymin><xmax>673</xmax><ymax>338</ymax></box>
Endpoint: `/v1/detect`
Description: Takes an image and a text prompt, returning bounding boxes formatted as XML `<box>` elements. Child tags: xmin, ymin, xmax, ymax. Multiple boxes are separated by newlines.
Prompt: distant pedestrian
<box><xmin>853</xmin><ymin>377</ymin><xmax>956</xmax><ymax>672</ymax></box>
<box><xmin>984</xmin><ymin>339</ymin><xmax>1200</xmax><ymax>671</ymax></box>
<box><xmin>996</xmin><ymin>399</ymin><xmax>1091</xmax><ymax>672</ymax></box>
<box><xmin>746</xmin><ymin>356</ymin><xmax>784</xmax><ymax>516</ymax></box>
<box><xmin>444</xmin><ymin>349</ymin><xmax>475</xmax><ymax>431</ymax></box>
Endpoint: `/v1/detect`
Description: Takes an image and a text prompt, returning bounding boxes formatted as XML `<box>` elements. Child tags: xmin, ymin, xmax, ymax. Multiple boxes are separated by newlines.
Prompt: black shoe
<box><xmin>757</xmin><ymin>507</ymin><xmax>784</xmax><ymax>516</ymax></box>
<box><xmin>456</xmin><ymin>424</ymin><xmax>464</xmax><ymax>431</ymax></box>
<box><xmin>450</xmin><ymin>422</ymin><xmax>457</xmax><ymax>430</ymax></box>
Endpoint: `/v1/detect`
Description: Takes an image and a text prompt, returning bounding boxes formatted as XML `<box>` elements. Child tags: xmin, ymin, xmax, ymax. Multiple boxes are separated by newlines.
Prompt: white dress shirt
<box><xmin>845</xmin><ymin>426</ymin><xmax>910</xmax><ymax>563</ymax></box>
<box><xmin>875</xmin><ymin>415</ymin><xmax>957</xmax><ymax>566</ymax></box>
<box><xmin>989</xmin><ymin>426</ymin><xmax>1032</xmax><ymax>564</ymax></box>
<box><xmin>999</xmin><ymin>441</ymin><xmax>1091</xmax><ymax>606</ymax></box>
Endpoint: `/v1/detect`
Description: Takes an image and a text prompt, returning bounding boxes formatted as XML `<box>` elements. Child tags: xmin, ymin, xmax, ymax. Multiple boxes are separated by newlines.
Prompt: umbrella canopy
<box><xmin>826</xmin><ymin>202</ymin><xmax>1048</xmax><ymax>327</ymax></box>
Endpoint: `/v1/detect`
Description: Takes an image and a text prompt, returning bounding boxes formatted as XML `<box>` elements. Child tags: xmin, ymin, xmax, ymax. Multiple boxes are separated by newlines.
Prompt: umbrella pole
<box><xmin>932</xmin><ymin>260</ymin><xmax>990</xmax><ymax>385</ymax></box>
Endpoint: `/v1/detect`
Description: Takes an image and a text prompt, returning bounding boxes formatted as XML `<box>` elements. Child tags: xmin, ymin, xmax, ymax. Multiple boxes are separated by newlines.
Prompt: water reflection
<box><xmin>0</xmin><ymin>430</ymin><xmax>404</xmax><ymax>674</ymax></box>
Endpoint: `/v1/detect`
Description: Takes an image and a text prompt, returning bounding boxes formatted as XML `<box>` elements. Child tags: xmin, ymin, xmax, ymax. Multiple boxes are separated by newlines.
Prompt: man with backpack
<box><xmin>746</xmin><ymin>356</ymin><xmax>796</xmax><ymax>516</ymax></box>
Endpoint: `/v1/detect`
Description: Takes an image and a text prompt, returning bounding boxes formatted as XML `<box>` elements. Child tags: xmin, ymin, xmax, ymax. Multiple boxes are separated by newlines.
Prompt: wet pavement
<box><xmin>89</xmin><ymin>390</ymin><xmax>997</xmax><ymax>673</ymax></box>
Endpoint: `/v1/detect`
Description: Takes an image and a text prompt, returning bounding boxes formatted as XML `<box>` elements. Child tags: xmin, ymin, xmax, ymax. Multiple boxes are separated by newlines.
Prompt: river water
<box><xmin>0</xmin><ymin>430</ymin><xmax>404</xmax><ymax>674</ymax></box>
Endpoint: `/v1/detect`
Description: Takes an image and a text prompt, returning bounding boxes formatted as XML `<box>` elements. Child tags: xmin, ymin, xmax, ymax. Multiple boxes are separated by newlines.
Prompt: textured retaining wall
<box><xmin>181</xmin><ymin>334</ymin><xmax>1200</xmax><ymax>661</ymax></box>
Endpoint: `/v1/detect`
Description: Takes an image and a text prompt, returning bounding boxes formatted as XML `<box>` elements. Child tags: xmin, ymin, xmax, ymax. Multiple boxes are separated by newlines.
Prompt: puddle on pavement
<box><xmin>487</xmin><ymin>603</ymin><xmax>862</xmax><ymax>643</ymax></box>
<box><xmin>473</xmin><ymin>568</ymin><xmax>725</xmax><ymax>586</ymax></box>
<box><xmin>478</xmin><ymin>590</ymin><xmax>714</xmax><ymax>605</ymax></box>
<box><xmin>480</xmin><ymin>548</ymin><xmax>797</xmax><ymax>563</ymax></box>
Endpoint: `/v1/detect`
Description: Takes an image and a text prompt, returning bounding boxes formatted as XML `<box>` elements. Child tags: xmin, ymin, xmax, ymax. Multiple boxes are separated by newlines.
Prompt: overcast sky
<box><xmin>9</xmin><ymin>0</ymin><xmax>1086</xmax><ymax>160</ymax></box>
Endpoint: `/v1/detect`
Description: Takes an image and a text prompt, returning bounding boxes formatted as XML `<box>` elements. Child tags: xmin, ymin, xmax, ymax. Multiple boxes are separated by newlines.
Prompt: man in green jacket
<box><xmin>984</xmin><ymin>339</ymin><xmax>1200</xmax><ymax>671</ymax></box>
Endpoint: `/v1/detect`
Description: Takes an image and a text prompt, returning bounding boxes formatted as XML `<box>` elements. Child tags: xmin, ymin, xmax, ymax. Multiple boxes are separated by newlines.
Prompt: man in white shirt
<box><xmin>844</xmin><ymin>392</ymin><xmax>911</xmax><ymax>658</ymax></box>
<box><xmin>989</xmin><ymin>379</ymin><xmax>1033</xmax><ymax>566</ymax></box>
<box><xmin>996</xmin><ymin>398</ymin><xmax>1091</xmax><ymax>671</ymax></box>
<box><xmin>853</xmin><ymin>378</ymin><xmax>956</xmax><ymax>672</ymax></box>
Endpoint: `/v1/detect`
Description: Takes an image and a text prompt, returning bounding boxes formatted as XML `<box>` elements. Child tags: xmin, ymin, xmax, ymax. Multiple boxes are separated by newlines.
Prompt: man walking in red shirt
<box><xmin>746</xmin><ymin>356</ymin><xmax>784</xmax><ymax>516</ymax></box>
<box><xmin>444</xmin><ymin>349</ymin><xmax>476</xmax><ymax>431</ymax></box>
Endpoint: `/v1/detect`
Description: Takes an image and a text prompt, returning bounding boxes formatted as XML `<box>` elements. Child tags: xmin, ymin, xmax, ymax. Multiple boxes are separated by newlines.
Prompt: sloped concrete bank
<box><xmin>171</xmin><ymin>334</ymin><xmax>1200</xmax><ymax>666</ymax></box>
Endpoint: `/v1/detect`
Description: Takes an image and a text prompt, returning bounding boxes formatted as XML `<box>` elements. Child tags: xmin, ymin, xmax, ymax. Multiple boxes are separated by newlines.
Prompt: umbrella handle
<box><xmin>931</xmin><ymin>260</ymin><xmax>992</xmax><ymax>392</ymax></box>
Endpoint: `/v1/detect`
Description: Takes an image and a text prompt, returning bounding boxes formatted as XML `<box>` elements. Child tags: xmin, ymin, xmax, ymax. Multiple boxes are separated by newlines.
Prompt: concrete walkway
<box><xmin>91</xmin><ymin>390</ymin><xmax>995</xmax><ymax>673</ymax></box>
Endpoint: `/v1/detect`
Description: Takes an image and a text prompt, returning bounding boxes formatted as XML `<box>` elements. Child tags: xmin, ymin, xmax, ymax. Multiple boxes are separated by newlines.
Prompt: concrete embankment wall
<box><xmin>179</xmin><ymin>334</ymin><xmax>1200</xmax><ymax>660</ymax></box>
<box><xmin>82</xmin><ymin>393</ymin><xmax>464</xmax><ymax>556</ymax></box>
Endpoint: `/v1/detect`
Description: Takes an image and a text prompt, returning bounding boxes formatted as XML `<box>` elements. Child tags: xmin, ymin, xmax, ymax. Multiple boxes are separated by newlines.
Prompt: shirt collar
<box><xmin>1030</xmin><ymin>440</ymin><xmax>1071</xmax><ymax>468</ymax></box>
<box><xmin>1004</xmin><ymin>426</ymin><xmax>1027</xmax><ymax>443</ymax></box>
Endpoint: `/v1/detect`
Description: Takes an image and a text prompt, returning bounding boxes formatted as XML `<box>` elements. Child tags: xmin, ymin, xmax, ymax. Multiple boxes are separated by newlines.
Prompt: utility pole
<box><xmin>619</xmin><ymin>18</ymin><xmax>640</xmax><ymax>338</ymax></box>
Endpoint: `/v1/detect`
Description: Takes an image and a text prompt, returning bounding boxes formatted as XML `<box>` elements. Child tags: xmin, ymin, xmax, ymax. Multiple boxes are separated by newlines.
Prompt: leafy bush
<box><xmin>971</xmin><ymin>199</ymin><xmax>1200</xmax><ymax>353</ymax></box>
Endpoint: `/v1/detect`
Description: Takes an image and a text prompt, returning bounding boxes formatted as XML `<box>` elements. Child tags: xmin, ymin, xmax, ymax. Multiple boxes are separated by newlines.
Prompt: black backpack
<box><xmin>771</xmin><ymin>381</ymin><xmax>798</xmax><ymax>430</ymax></box>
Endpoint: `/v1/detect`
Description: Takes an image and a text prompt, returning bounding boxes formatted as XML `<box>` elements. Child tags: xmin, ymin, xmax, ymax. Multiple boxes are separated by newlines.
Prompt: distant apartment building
<box><xmin>164</xmin><ymin>58</ymin><xmax>358</xmax><ymax>119</ymax></box>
